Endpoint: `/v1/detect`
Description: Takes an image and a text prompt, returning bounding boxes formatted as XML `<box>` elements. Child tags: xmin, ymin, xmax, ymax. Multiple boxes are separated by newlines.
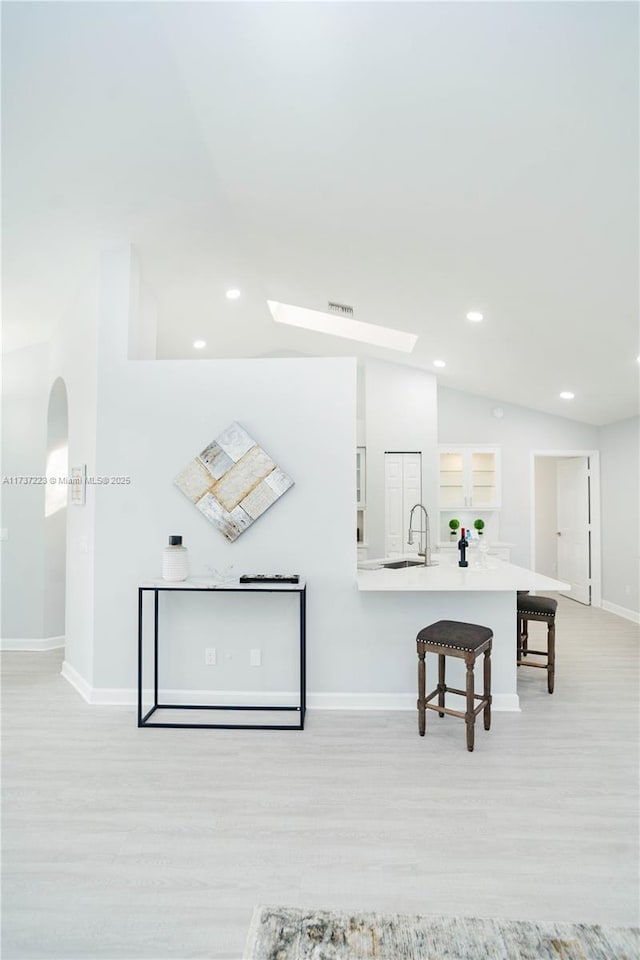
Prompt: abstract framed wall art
<box><xmin>174</xmin><ymin>422</ymin><xmax>294</xmax><ymax>541</ymax></box>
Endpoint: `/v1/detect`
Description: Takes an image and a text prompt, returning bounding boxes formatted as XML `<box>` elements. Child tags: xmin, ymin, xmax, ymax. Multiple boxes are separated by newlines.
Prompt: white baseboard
<box><xmin>601</xmin><ymin>600</ymin><xmax>640</xmax><ymax>624</ymax></box>
<box><xmin>309</xmin><ymin>691</ymin><xmax>519</xmax><ymax>712</ymax></box>
<box><xmin>59</xmin><ymin>672</ymin><xmax>521</xmax><ymax>712</ymax></box>
<box><xmin>61</xmin><ymin>660</ymin><xmax>93</xmax><ymax>702</ymax></box>
<box><xmin>1</xmin><ymin>635</ymin><xmax>65</xmax><ymax>652</ymax></box>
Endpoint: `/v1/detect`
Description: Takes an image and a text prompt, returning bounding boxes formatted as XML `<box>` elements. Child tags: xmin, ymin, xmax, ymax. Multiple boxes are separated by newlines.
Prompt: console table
<box><xmin>137</xmin><ymin>578</ymin><xmax>306</xmax><ymax>730</ymax></box>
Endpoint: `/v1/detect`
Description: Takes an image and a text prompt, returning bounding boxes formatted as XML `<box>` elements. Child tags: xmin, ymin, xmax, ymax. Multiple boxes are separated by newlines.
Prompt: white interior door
<box><xmin>384</xmin><ymin>455</ymin><xmax>404</xmax><ymax>556</ymax></box>
<box><xmin>385</xmin><ymin>453</ymin><xmax>422</xmax><ymax>556</ymax></box>
<box><xmin>556</xmin><ymin>457</ymin><xmax>591</xmax><ymax>604</ymax></box>
<box><xmin>404</xmin><ymin>454</ymin><xmax>422</xmax><ymax>520</ymax></box>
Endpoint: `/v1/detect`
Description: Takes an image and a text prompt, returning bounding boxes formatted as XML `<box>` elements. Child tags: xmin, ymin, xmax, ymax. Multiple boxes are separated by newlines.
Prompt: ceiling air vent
<box><xmin>328</xmin><ymin>301</ymin><xmax>354</xmax><ymax>318</ymax></box>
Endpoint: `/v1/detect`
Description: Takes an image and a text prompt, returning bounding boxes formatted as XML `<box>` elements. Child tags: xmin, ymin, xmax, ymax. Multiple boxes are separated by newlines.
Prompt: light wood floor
<box><xmin>2</xmin><ymin>596</ymin><xmax>638</xmax><ymax>959</ymax></box>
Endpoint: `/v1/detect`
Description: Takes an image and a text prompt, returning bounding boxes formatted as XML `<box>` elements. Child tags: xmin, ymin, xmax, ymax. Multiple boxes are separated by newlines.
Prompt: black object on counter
<box><xmin>458</xmin><ymin>528</ymin><xmax>469</xmax><ymax>568</ymax></box>
<box><xmin>239</xmin><ymin>574</ymin><xmax>300</xmax><ymax>584</ymax></box>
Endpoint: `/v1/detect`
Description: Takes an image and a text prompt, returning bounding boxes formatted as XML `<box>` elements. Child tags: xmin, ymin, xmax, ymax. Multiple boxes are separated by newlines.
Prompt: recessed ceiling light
<box><xmin>433</xmin><ymin>359</ymin><xmax>446</xmax><ymax>368</ymax></box>
<box><xmin>466</xmin><ymin>311</ymin><xmax>483</xmax><ymax>322</ymax></box>
<box><xmin>193</xmin><ymin>340</ymin><xmax>206</xmax><ymax>349</ymax></box>
<box><xmin>559</xmin><ymin>391</ymin><xmax>575</xmax><ymax>400</ymax></box>
<box><xmin>226</xmin><ymin>289</ymin><xmax>241</xmax><ymax>300</ymax></box>
<box><xmin>266</xmin><ymin>300</ymin><xmax>418</xmax><ymax>353</ymax></box>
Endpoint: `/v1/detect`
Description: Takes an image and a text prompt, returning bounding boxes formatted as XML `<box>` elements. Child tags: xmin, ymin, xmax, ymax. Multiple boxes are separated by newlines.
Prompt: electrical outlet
<box><xmin>205</xmin><ymin>647</ymin><xmax>217</xmax><ymax>666</ymax></box>
<box><xmin>250</xmin><ymin>648</ymin><xmax>261</xmax><ymax>667</ymax></box>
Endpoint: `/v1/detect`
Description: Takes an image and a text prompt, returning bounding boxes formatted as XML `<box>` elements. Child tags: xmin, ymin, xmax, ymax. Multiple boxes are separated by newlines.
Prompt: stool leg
<box><xmin>547</xmin><ymin>619</ymin><xmax>555</xmax><ymax>694</ymax></box>
<box><xmin>465</xmin><ymin>656</ymin><xmax>475</xmax><ymax>752</ymax></box>
<box><xmin>522</xmin><ymin>618</ymin><xmax>529</xmax><ymax>657</ymax></box>
<box><xmin>438</xmin><ymin>654</ymin><xmax>446</xmax><ymax>717</ymax></box>
<box><xmin>516</xmin><ymin>619</ymin><xmax>522</xmax><ymax>664</ymax></box>
<box><xmin>418</xmin><ymin>648</ymin><xmax>426</xmax><ymax>736</ymax></box>
<box><xmin>483</xmin><ymin>648</ymin><xmax>491</xmax><ymax>731</ymax></box>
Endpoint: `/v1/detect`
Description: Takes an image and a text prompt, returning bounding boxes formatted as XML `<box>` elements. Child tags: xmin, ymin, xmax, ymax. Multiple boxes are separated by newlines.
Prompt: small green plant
<box><xmin>448</xmin><ymin>518</ymin><xmax>460</xmax><ymax>536</ymax></box>
<box><xmin>473</xmin><ymin>518</ymin><xmax>485</xmax><ymax>535</ymax></box>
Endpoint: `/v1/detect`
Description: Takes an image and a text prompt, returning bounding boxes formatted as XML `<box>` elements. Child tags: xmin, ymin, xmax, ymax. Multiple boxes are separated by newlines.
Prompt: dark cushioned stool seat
<box><xmin>417</xmin><ymin>620</ymin><xmax>493</xmax><ymax>652</ymax></box>
<box><xmin>517</xmin><ymin>594</ymin><xmax>557</xmax><ymax>617</ymax></box>
<box><xmin>416</xmin><ymin>620</ymin><xmax>493</xmax><ymax>752</ymax></box>
<box><xmin>516</xmin><ymin>594</ymin><xmax>557</xmax><ymax>693</ymax></box>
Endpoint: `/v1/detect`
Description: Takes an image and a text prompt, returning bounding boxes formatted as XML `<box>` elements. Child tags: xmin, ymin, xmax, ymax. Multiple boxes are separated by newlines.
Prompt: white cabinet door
<box><xmin>384</xmin><ymin>453</ymin><xmax>422</xmax><ymax>556</ymax></box>
<box><xmin>356</xmin><ymin>448</ymin><xmax>367</xmax><ymax>549</ymax></box>
<box><xmin>356</xmin><ymin>447</ymin><xmax>366</xmax><ymax>508</ymax></box>
<box><xmin>439</xmin><ymin>449</ymin><xmax>466</xmax><ymax>508</ymax></box>
<box><xmin>469</xmin><ymin>449</ymin><xmax>500</xmax><ymax>509</ymax></box>
<box><xmin>439</xmin><ymin>447</ymin><xmax>501</xmax><ymax>510</ymax></box>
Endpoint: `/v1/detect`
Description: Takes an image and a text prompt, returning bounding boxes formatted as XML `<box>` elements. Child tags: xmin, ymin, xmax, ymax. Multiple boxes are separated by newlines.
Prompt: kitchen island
<box><xmin>357</xmin><ymin>554</ymin><xmax>569</xmax><ymax>711</ymax></box>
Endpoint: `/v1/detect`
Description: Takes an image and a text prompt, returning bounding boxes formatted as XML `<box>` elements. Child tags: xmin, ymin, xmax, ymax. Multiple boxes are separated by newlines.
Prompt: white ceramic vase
<box><xmin>162</xmin><ymin>536</ymin><xmax>189</xmax><ymax>581</ymax></box>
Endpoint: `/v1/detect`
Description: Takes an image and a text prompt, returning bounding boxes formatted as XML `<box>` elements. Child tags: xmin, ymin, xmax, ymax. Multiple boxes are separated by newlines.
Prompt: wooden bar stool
<box><xmin>516</xmin><ymin>590</ymin><xmax>529</xmax><ymax>655</ymax></box>
<box><xmin>416</xmin><ymin>620</ymin><xmax>493</xmax><ymax>752</ymax></box>
<box><xmin>516</xmin><ymin>594</ymin><xmax>557</xmax><ymax>693</ymax></box>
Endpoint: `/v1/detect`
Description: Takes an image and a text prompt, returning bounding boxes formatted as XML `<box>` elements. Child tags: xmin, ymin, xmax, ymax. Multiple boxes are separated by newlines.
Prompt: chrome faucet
<box><xmin>408</xmin><ymin>503</ymin><xmax>432</xmax><ymax>566</ymax></box>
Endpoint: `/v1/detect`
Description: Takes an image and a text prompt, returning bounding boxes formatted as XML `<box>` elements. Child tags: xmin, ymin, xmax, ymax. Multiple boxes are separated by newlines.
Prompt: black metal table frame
<box><xmin>137</xmin><ymin>583</ymin><xmax>306</xmax><ymax>730</ymax></box>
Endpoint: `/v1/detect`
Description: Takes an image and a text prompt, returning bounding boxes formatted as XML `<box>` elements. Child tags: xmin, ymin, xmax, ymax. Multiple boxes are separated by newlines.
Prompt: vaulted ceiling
<box><xmin>3</xmin><ymin>1</ymin><xmax>638</xmax><ymax>425</ymax></box>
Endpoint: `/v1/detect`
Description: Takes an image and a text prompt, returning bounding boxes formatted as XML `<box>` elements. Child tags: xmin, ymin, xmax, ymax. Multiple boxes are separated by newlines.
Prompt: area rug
<box><xmin>243</xmin><ymin>906</ymin><xmax>639</xmax><ymax>960</ymax></box>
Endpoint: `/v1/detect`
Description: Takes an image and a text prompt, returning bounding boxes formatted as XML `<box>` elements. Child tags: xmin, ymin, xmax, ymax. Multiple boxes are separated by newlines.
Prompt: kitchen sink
<box><xmin>382</xmin><ymin>559</ymin><xmax>425</xmax><ymax>569</ymax></box>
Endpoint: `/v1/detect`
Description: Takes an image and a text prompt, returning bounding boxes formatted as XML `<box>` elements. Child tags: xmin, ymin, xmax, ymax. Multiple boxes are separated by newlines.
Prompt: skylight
<box><xmin>266</xmin><ymin>301</ymin><xmax>418</xmax><ymax>353</ymax></box>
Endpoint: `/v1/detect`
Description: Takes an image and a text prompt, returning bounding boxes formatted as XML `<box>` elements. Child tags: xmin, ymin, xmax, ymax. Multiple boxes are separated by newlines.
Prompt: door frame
<box><xmin>529</xmin><ymin>449</ymin><xmax>601</xmax><ymax>607</ymax></box>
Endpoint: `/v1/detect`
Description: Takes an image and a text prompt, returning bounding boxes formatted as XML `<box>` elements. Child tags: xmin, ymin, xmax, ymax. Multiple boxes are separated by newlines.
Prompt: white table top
<box><xmin>357</xmin><ymin>554</ymin><xmax>569</xmax><ymax>593</ymax></box>
<box><xmin>141</xmin><ymin>577</ymin><xmax>306</xmax><ymax>591</ymax></box>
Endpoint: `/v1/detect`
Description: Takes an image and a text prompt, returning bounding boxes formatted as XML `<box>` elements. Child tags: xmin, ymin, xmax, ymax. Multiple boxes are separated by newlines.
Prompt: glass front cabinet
<box><xmin>439</xmin><ymin>446</ymin><xmax>501</xmax><ymax>510</ymax></box>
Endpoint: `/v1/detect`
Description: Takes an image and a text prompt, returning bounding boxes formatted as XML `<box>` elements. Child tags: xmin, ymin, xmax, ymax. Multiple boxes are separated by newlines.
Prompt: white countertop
<box><xmin>357</xmin><ymin>554</ymin><xmax>569</xmax><ymax>593</ymax></box>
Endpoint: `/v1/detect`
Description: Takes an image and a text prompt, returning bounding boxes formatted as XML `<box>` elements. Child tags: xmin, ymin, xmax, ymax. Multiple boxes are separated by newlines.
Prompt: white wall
<box><xmin>48</xmin><ymin>261</ymin><xmax>101</xmax><ymax>677</ymax></box>
<box><xmin>92</xmin><ymin>348</ymin><xmax>359</xmax><ymax>690</ymax></box>
<box><xmin>364</xmin><ymin>360</ymin><xmax>438</xmax><ymax>559</ymax></box>
<box><xmin>127</xmin><ymin>251</ymin><xmax>158</xmax><ymax>361</ymax></box>
<box><xmin>1</xmin><ymin>257</ymin><xmax>101</xmax><ymax>661</ymax></box>
<box><xmin>84</xmin><ymin>245</ymin><xmax>357</xmax><ymax>691</ymax></box>
<box><xmin>534</xmin><ymin>457</ymin><xmax>558</xmax><ymax>578</ymax></box>
<box><xmin>1</xmin><ymin>262</ymin><xmax>100</xmax><ymax>651</ymax></box>
<box><xmin>438</xmin><ymin>387</ymin><xmax>599</xmax><ymax>567</ymax></box>
<box><xmin>1</xmin><ymin>343</ymin><xmax>50</xmax><ymax>639</ymax></box>
<box><xmin>43</xmin><ymin>378</ymin><xmax>68</xmax><ymax>637</ymax></box>
<box><xmin>599</xmin><ymin>416</ymin><xmax>639</xmax><ymax>615</ymax></box>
